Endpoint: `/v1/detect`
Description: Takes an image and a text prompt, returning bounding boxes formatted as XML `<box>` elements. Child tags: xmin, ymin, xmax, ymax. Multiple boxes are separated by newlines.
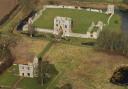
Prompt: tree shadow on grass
<box><xmin>38</xmin><ymin>60</ymin><xmax>59</xmax><ymax>85</ymax></box>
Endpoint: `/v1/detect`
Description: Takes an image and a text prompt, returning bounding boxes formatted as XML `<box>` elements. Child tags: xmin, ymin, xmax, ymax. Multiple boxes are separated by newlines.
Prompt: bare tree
<box><xmin>28</xmin><ymin>24</ymin><xmax>36</xmax><ymax>37</ymax></box>
<box><xmin>0</xmin><ymin>34</ymin><xmax>18</xmax><ymax>73</ymax></box>
<box><xmin>0</xmin><ymin>34</ymin><xmax>18</xmax><ymax>49</ymax></box>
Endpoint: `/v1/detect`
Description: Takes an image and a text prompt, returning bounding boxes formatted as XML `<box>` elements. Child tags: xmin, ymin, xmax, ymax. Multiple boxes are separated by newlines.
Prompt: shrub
<box><xmin>110</xmin><ymin>65</ymin><xmax>128</xmax><ymax>85</ymax></box>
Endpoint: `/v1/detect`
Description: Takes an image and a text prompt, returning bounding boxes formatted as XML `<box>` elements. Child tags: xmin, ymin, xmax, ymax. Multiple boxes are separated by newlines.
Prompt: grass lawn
<box><xmin>106</xmin><ymin>14</ymin><xmax>121</xmax><ymax>32</ymax></box>
<box><xmin>33</xmin><ymin>8</ymin><xmax>121</xmax><ymax>33</ymax></box>
<box><xmin>18</xmin><ymin>74</ymin><xmax>64</xmax><ymax>89</ymax></box>
<box><xmin>18</xmin><ymin>78</ymin><xmax>44</xmax><ymax>89</ymax></box>
<box><xmin>0</xmin><ymin>65</ymin><xmax>19</xmax><ymax>87</ymax></box>
<box><xmin>43</xmin><ymin>43</ymin><xmax>128</xmax><ymax>89</ymax></box>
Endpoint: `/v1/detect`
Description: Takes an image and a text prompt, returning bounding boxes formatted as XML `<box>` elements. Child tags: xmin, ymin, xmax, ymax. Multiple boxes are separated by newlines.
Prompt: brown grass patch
<box><xmin>44</xmin><ymin>43</ymin><xmax>128</xmax><ymax>89</ymax></box>
<box><xmin>12</xmin><ymin>37</ymin><xmax>49</xmax><ymax>64</ymax></box>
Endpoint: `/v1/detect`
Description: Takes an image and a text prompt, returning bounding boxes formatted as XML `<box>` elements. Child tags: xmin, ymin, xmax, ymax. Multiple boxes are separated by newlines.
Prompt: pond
<box><xmin>116</xmin><ymin>9</ymin><xmax>128</xmax><ymax>32</ymax></box>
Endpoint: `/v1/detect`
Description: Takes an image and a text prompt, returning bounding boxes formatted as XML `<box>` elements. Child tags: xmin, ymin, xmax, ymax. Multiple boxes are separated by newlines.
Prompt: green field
<box><xmin>0</xmin><ymin>65</ymin><xmax>19</xmax><ymax>87</ymax></box>
<box><xmin>18</xmin><ymin>78</ymin><xmax>44</xmax><ymax>89</ymax></box>
<box><xmin>33</xmin><ymin>8</ymin><xmax>121</xmax><ymax>33</ymax></box>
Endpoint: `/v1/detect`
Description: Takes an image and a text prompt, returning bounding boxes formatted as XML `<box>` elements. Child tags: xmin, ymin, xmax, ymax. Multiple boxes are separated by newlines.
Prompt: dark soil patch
<box><xmin>81</xmin><ymin>42</ymin><xmax>95</xmax><ymax>46</ymax></box>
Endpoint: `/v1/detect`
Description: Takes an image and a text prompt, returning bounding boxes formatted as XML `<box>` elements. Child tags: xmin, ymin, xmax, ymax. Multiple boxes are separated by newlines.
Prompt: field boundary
<box><xmin>38</xmin><ymin>41</ymin><xmax>54</xmax><ymax>58</ymax></box>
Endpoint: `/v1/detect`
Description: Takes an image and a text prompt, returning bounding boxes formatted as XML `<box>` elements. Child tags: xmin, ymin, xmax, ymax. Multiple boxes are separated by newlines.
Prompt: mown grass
<box><xmin>0</xmin><ymin>65</ymin><xmax>19</xmax><ymax>87</ymax></box>
<box><xmin>18</xmin><ymin>72</ymin><xmax>63</xmax><ymax>89</ymax></box>
<box><xmin>106</xmin><ymin>14</ymin><xmax>121</xmax><ymax>32</ymax></box>
<box><xmin>33</xmin><ymin>8</ymin><xmax>121</xmax><ymax>33</ymax></box>
<box><xmin>18</xmin><ymin>78</ymin><xmax>43</xmax><ymax>89</ymax></box>
<box><xmin>33</xmin><ymin>8</ymin><xmax>109</xmax><ymax>33</ymax></box>
<box><xmin>43</xmin><ymin>43</ymin><xmax>128</xmax><ymax>89</ymax></box>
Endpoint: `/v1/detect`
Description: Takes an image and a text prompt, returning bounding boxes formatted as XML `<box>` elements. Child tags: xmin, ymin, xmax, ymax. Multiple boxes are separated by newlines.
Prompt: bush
<box><xmin>0</xmin><ymin>48</ymin><xmax>14</xmax><ymax>74</ymax></box>
<box><xmin>110</xmin><ymin>66</ymin><xmax>128</xmax><ymax>85</ymax></box>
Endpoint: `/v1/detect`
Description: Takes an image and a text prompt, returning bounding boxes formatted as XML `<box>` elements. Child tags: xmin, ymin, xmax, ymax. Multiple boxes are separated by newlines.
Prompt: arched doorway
<box><xmin>58</xmin><ymin>26</ymin><xmax>63</xmax><ymax>37</ymax></box>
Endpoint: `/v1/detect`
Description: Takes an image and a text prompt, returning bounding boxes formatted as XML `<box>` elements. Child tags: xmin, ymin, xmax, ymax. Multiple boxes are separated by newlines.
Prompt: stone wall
<box><xmin>22</xmin><ymin>5</ymin><xmax>114</xmax><ymax>39</ymax></box>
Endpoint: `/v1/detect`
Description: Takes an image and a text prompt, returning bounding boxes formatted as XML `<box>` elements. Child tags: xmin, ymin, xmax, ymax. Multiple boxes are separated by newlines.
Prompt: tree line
<box><xmin>0</xmin><ymin>34</ymin><xmax>18</xmax><ymax>73</ymax></box>
<box><xmin>96</xmin><ymin>29</ymin><xmax>128</xmax><ymax>56</ymax></box>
